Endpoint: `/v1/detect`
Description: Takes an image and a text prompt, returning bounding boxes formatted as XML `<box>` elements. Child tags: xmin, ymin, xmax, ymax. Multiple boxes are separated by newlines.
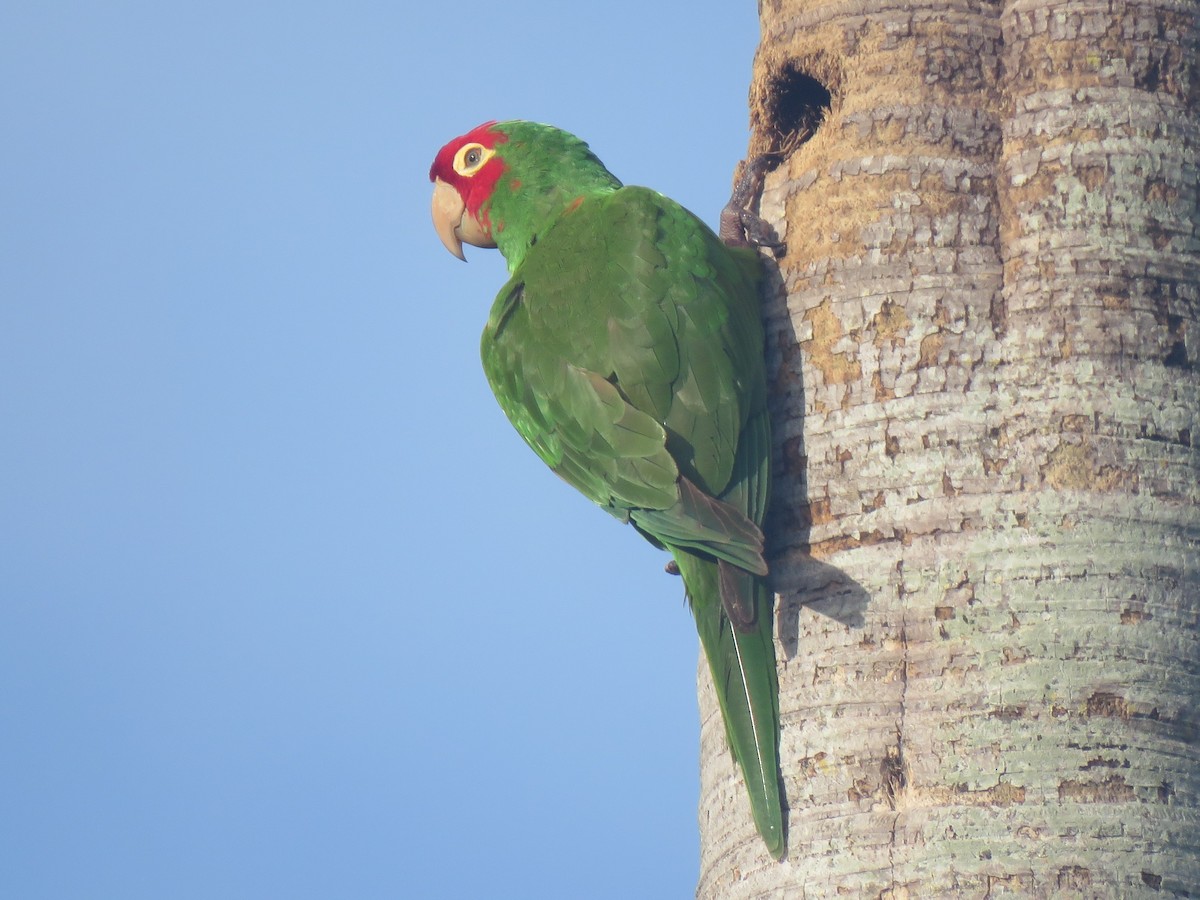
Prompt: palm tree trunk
<box><xmin>697</xmin><ymin>1</ymin><xmax>1200</xmax><ymax>896</ymax></box>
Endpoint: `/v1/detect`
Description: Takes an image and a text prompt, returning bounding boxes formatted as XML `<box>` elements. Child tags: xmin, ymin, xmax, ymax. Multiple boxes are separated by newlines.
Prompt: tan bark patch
<box><xmin>1039</xmin><ymin>439</ymin><xmax>1126</xmax><ymax>491</ymax></box>
<box><xmin>871</xmin><ymin>298</ymin><xmax>911</xmax><ymax>347</ymax></box>
<box><xmin>1086</xmin><ymin>691</ymin><xmax>1130</xmax><ymax>719</ymax></box>
<box><xmin>916</xmin><ymin>330</ymin><xmax>944</xmax><ymax>369</ymax></box>
<box><xmin>1058</xmin><ymin>775</ymin><xmax>1137</xmax><ymax>803</ymax></box>
<box><xmin>803</xmin><ymin>299</ymin><xmax>862</xmax><ymax>386</ymax></box>
<box><xmin>920</xmin><ymin>780</ymin><xmax>1027</xmax><ymax>807</ymax></box>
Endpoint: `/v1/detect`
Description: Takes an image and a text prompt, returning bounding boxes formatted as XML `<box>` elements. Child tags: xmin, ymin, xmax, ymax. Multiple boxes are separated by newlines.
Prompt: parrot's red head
<box><xmin>428</xmin><ymin>121</ymin><xmax>508</xmax><ymax>260</ymax></box>
<box><xmin>430</xmin><ymin>121</ymin><xmax>621</xmax><ymax>269</ymax></box>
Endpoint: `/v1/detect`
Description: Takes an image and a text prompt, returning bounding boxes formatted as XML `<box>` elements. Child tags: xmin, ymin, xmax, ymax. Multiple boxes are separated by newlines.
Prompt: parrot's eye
<box><xmin>453</xmin><ymin>142</ymin><xmax>495</xmax><ymax>176</ymax></box>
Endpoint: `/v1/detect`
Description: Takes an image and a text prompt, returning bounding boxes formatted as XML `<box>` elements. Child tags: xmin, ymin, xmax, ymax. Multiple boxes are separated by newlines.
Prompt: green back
<box><xmin>481</xmin><ymin>185</ymin><xmax>768</xmax><ymax>535</ymax></box>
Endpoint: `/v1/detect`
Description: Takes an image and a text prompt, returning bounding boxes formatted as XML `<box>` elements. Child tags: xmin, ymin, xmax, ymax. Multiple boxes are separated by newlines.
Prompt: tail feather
<box><xmin>718</xmin><ymin>558</ymin><xmax>758</xmax><ymax>631</ymax></box>
<box><xmin>675</xmin><ymin>551</ymin><xmax>784</xmax><ymax>859</ymax></box>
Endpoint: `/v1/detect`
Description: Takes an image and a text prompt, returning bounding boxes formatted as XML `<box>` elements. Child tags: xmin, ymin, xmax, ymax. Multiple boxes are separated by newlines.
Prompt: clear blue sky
<box><xmin>1</xmin><ymin>4</ymin><xmax>760</xmax><ymax>897</ymax></box>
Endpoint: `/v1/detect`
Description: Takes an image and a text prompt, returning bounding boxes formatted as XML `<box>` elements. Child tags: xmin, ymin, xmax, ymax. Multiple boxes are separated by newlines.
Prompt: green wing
<box><xmin>482</xmin><ymin>187</ymin><xmax>766</xmax><ymax>534</ymax></box>
<box><xmin>480</xmin><ymin>185</ymin><xmax>784</xmax><ymax>858</ymax></box>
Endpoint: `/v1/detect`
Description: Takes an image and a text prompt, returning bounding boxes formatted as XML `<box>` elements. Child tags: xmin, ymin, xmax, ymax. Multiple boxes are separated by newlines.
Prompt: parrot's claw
<box><xmin>720</xmin><ymin>154</ymin><xmax>785</xmax><ymax>256</ymax></box>
<box><xmin>665</xmin><ymin>560</ymin><xmax>681</xmax><ymax>576</ymax></box>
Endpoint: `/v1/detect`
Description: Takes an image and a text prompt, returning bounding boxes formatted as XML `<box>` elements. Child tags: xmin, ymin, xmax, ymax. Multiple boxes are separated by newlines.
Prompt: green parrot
<box><xmin>429</xmin><ymin>121</ymin><xmax>784</xmax><ymax>859</ymax></box>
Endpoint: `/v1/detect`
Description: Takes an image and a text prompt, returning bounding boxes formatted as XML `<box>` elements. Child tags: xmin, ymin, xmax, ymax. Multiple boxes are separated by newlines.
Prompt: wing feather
<box><xmin>479</xmin><ymin>185</ymin><xmax>768</xmax><ymax>561</ymax></box>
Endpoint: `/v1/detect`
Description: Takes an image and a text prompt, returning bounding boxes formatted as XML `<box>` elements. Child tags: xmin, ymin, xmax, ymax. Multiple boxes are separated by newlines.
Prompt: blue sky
<box><xmin>1</xmin><ymin>4</ymin><xmax>760</xmax><ymax>897</ymax></box>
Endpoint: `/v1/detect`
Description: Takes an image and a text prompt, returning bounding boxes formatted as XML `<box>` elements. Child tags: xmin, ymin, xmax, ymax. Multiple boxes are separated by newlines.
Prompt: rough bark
<box><xmin>697</xmin><ymin>1</ymin><xmax>1200</xmax><ymax>896</ymax></box>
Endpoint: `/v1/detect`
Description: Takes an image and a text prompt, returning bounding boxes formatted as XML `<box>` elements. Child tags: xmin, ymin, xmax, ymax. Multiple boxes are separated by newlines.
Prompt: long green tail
<box><xmin>675</xmin><ymin>551</ymin><xmax>784</xmax><ymax>859</ymax></box>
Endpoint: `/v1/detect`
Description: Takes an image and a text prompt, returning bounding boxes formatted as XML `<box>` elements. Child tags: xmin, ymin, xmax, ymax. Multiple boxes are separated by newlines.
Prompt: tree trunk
<box><xmin>697</xmin><ymin>1</ymin><xmax>1200</xmax><ymax>896</ymax></box>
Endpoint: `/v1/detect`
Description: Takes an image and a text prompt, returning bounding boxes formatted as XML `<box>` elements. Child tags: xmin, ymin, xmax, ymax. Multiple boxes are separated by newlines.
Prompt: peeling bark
<box><xmin>698</xmin><ymin>1</ymin><xmax>1200</xmax><ymax>896</ymax></box>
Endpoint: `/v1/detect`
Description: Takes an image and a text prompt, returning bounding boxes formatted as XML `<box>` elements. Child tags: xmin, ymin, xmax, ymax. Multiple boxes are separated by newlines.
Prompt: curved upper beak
<box><xmin>431</xmin><ymin>178</ymin><xmax>495</xmax><ymax>261</ymax></box>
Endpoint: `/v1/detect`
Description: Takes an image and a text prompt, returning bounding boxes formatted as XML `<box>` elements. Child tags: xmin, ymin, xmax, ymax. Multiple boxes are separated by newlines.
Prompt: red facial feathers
<box><xmin>428</xmin><ymin>121</ymin><xmax>508</xmax><ymax>221</ymax></box>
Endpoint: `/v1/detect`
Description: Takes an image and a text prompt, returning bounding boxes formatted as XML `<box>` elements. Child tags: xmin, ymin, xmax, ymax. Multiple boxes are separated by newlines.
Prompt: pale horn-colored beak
<box><xmin>431</xmin><ymin>178</ymin><xmax>496</xmax><ymax>261</ymax></box>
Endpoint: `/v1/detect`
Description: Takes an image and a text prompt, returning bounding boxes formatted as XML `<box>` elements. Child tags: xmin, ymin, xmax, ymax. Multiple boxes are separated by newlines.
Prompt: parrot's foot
<box><xmin>719</xmin><ymin>155</ymin><xmax>785</xmax><ymax>255</ymax></box>
<box><xmin>665</xmin><ymin>560</ymin><xmax>681</xmax><ymax>576</ymax></box>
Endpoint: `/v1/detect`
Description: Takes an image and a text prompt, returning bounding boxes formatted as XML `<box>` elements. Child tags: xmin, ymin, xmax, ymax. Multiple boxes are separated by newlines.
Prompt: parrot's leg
<box><xmin>719</xmin><ymin>155</ymin><xmax>784</xmax><ymax>254</ymax></box>
<box><xmin>665</xmin><ymin>559</ymin><xmax>681</xmax><ymax>576</ymax></box>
